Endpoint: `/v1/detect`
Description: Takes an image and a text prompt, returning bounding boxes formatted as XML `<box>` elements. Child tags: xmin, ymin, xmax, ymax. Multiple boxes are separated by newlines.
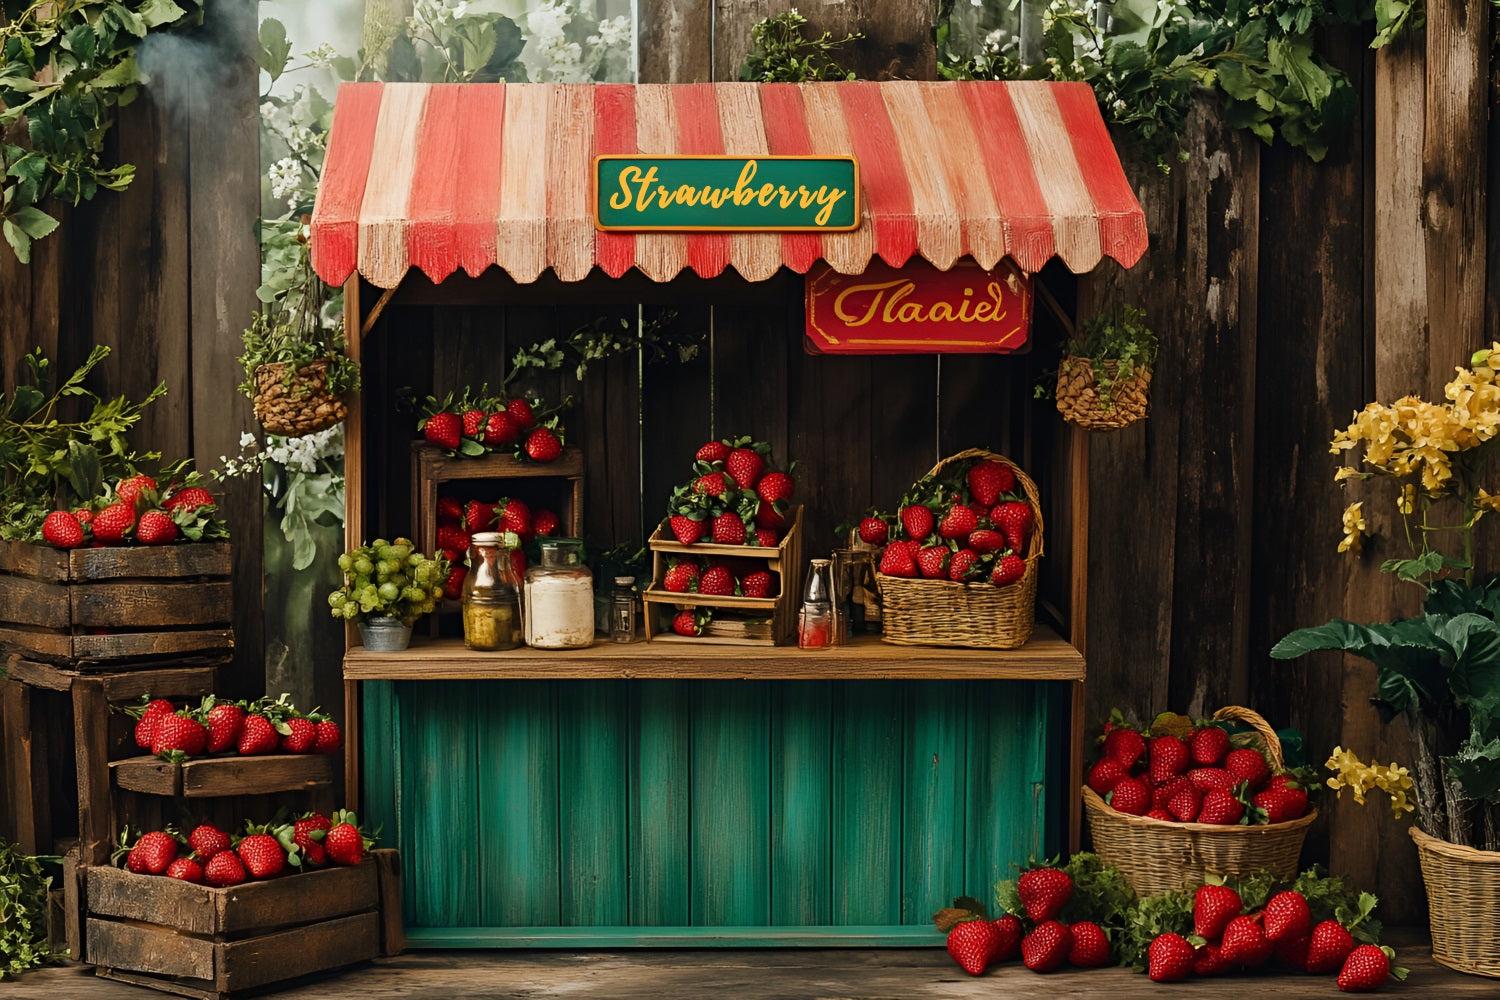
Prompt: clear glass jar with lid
<box><xmin>523</xmin><ymin>538</ymin><xmax>595</xmax><ymax>649</ymax></box>
<box><xmin>461</xmin><ymin>531</ymin><xmax>522</xmax><ymax>651</ymax></box>
<box><xmin>610</xmin><ymin>576</ymin><xmax>637</xmax><ymax>643</ymax></box>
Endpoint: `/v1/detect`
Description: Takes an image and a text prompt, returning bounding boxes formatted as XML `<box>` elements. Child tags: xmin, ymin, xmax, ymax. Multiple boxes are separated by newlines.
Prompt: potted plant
<box><xmin>238</xmin><ymin>241</ymin><xmax>359</xmax><ymax>439</ymax></box>
<box><xmin>1049</xmin><ymin>303</ymin><xmax>1157</xmax><ymax>430</ymax></box>
<box><xmin>328</xmin><ymin>538</ymin><xmax>448</xmax><ymax>651</ymax></box>
<box><xmin>1271</xmin><ymin>345</ymin><xmax>1500</xmax><ymax>977</ymax></box>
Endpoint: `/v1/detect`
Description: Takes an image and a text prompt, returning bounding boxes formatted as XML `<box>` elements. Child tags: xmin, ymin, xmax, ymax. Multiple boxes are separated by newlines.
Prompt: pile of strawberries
<box><xmin>941</xmin><ymin>868</ymin><xmax>1113</xmax><ymax>976</ymax></box>
<box><xmin>116</xmin><ymin>809</ymin><xmax>373</xmax><ymax>887</ymax></box>
<box><xmin>124</xmin><ymin>693</ymin><xmax>342</xmax><ymax>762</ymax></box>
<box><xmin>664</xmin><ymin>436</ymin><xmax>795</xmax><ymax>548</ymax></box>
<box><xmin>434</xmin><ymin>495</ymin><xmax>557</xmax><ymax>595</ymax></box>
<box><xmin>1089</xmin><ymin>714</ymin><xmax>1311</xmax><ymax>826</ymax></box>
<box><xmin>38</xmin><ymin>472</ymin><xmax>227</xmax><ymax>550</ymax></box>
<box><xmin>418</xmin><ymin>386</ymin><xmax>566</xmax><ymax>464</ymax></box>
<box><xmin>861</xmin><ymin>455</ymin><xmax>1034</xmax><ymax>587</ymax></box>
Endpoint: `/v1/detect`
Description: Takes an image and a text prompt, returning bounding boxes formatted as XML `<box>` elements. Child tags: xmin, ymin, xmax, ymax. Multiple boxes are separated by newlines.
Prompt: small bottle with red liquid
<box><xmin>798</xmin><ymin>558</ymin><xmax>834</xmax><ymax>649</ymax></box>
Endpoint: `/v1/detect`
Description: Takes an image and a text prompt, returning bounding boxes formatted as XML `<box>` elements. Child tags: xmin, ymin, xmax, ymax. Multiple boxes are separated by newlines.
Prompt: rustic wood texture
<box><xmin>373</xmin><ymin>849</ymin><xmax>406</xmax><ymax>957</ymax></box>
<box><xmin>710</xmin><ymin>0</ymin><xmax>935</xmax><ymax>83</ymax></box>
<box><xmin>109</xmin><ymin>753</ymin><xmax>333</xmax><ymax>798</ymax></box>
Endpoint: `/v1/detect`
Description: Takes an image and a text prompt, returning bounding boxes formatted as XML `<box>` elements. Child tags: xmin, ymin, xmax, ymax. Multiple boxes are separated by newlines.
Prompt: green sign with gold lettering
<box><xmin>593</xmin><ymin>155</ymin><xmax>860</xmax><ymax>232</ymax></box>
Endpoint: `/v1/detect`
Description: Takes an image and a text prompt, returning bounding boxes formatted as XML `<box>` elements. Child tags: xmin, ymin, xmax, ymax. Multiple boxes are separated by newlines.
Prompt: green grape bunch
<box><xmin>327</xmin><ymin>538</ymin><xmax>449</xmax><ymax>625</ymax></box>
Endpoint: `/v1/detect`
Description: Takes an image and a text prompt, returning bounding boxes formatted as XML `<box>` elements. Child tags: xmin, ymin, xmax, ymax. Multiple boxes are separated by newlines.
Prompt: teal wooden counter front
<box><xmin>356</xmin><ymin>653</ymin><xmax>1069</xmax><ymax>947</ymax></box>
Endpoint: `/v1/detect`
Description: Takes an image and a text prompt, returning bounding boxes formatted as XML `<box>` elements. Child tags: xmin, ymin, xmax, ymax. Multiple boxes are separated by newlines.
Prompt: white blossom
<box><xmin>268</xmin><ymin>157</ymin><xmax>304</xmax><ymax>205</ymax></box>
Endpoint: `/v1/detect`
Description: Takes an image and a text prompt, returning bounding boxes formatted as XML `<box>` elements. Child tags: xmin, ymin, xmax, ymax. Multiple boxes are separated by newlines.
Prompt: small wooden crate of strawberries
<box><xmin>643</xmin><ymin>437</ymin><xmax>803</xmax><ymax>645</ymax></box>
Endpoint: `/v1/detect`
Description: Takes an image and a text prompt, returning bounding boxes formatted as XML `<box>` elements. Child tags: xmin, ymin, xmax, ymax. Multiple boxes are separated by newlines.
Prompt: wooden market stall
<box><xmin>311</xmin><ymin>79</ymin><xmax>1145</xmax><ymax>948</ymax></box>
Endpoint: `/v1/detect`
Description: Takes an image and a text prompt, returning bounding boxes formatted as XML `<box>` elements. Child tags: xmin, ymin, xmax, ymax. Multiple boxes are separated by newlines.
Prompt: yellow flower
<box><xmin>1323</xmin><ymin>747</ymin><xmax>1415</xmax><ymax>818</ymax></box>
<box><xmin>1338</xmin><ymin>502</ymin><xmax>1366</xmax><ymax>554</ymax></box>
<box><xmin>1397</xmin><ymin>483</ymin><xmax>1415</xmax><ymax>514</ymax></box>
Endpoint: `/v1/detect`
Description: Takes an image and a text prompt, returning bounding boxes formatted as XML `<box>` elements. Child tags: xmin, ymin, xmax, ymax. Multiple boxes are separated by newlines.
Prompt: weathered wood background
<box><xmin>2</xmin><ymin>0</ymin><xmax>1494</xmax><ymax>921</ymax></box>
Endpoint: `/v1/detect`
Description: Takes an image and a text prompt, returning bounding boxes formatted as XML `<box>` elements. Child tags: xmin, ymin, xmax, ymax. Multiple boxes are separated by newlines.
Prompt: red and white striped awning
<box><xmin>311</xmin><ymin>81</ymin><xmax>1147</xmax><ymax>289</ymax></box>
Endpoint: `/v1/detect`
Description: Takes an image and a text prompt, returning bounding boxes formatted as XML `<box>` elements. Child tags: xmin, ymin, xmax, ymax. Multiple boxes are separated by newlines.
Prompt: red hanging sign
<box><xmin>804</xmin><ymin>258</ymin><xmax>1032</xmax><ymax>355</ymax></box>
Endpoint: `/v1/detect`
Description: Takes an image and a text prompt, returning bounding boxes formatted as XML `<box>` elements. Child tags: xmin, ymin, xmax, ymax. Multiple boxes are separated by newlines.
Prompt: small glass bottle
<box><xmin>610</xmin><ymin>576</ymin><xmax>637</xmax><ymax>643</ymax></box>
<box><xmin>461</xmin><ymin>532</ymin><xmax>521</xmax><ymax>651</ymax></box>
<box><xmin>798</xmin><ymin>558</ymin><xmax>834</xmax><ymax>649</ymax></box>
<box><xmin>524</xmin><ymin>538</ymin><xmax>595</xmax><ymax>649</ymax></box>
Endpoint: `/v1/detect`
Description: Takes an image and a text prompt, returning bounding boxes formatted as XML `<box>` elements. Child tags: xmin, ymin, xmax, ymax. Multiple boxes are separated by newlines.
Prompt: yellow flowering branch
<box><xmin>1325</xmin><ymin>746</ymin><xmax>1416</xmax><ymax>820</ymax></box>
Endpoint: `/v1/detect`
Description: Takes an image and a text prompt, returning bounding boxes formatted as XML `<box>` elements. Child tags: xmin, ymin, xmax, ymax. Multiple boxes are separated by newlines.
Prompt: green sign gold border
<box><xmin>592</xmin><ymin>154</ymin><xmax>862</xmax><ymax>233</ymax></box>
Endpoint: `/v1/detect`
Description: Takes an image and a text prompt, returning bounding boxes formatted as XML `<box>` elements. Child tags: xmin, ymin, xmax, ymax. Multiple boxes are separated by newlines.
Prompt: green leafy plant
<box><xmin>508</xmin><ymin>310</ymin><xmax>690</xmax><ymax>384</ymax></box>
<box><xmin>1038</xmin><ymin>303</ymin><xmax>1158</xmax><ymax>412</ymax></box>
<box><xmin>0</xmin><ymin>0</ymin><xmax>204</xmax><ymax>261</ymax></box>
<box><xmin>738</xmin><ymin>10</ymin><xmax>861</xmax><ymax>82</ymax></box>
<box><xmin>328</xmin><ymin>538</ymin><xmax>448</xmax><ymax>624</ymax></box>
<box><xmin>0</xmin><ymin>839</ymin><xmax>59</xmax><ymax>976</ymax></box>
<box><xmin>236</xmin><ymin>242</ymin><xmax>360</xmax><ymax>403</ymax></box>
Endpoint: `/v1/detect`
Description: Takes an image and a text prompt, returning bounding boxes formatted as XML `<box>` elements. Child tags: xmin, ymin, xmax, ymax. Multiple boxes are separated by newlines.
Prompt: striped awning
<box><xmin>310</xmin><ymin>81</ymin><xmax>1147</xmax><ymax>289</ymax></box>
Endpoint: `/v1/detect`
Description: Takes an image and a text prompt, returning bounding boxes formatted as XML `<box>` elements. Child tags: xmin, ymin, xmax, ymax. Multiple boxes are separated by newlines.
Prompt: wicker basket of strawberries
<box><xmin>1082</xmin><ymin>706</ymin><xmax>1317</xmax><ymax>897</ymax></box>
<box><xmin>862</xmin><ymin>448</ymin><xmax>1041</xmax><ymax>649</ymax></box>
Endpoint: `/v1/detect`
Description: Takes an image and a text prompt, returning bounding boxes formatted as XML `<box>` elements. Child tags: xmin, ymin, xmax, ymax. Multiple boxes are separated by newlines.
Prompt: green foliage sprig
<box><xmin>1067</xmin><ymin>302</ymin><xmax>1158</xmax><ymax>398</ymax></box>
<box><xmin>0</xmin><ymin>839</ymin><xmax>58</xmax><ymax>976</ymax></box>
<box><xmin>236</xmin><ymin>242</ymin><xmax>360</xmax><ymax>402</ymax></box>
<box><xmin>0</xmin><ymin>0</ymin><xmax>203</xmax><ymax>261</ymax></box>
<box><xmin>738</xmin><ymin>10</ymin><xmax>861</xmax><ymax>82</ymax></box>
<box><xmin>508</xmin><ymin>310</ymin><xmax>690</xmax><ymax>384</ymax></box>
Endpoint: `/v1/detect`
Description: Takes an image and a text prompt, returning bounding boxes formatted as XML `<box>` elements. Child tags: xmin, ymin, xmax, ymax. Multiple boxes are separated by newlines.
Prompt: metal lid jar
<box><xmin>461</xmin><ymin>532</ymin><xmax>521</xmax><ymax>651</ymax></box>
<box><xmin>523</xmin><ymin>538</ymin><xmax>594</xmax><ymax>649</ymax></box>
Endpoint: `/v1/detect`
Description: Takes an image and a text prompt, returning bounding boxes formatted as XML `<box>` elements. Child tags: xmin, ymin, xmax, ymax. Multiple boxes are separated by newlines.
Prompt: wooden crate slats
<box><xmin>88</xmin><ymin>918</ymin><xmax>218</xmax><ymax>980</ymax></box>
<box><xmin>218</xmin><ymin>911</ymin><xmax>379</xmax><ymax>993</ymax></box>
<box><xmin>67</xmin><ymin>630</ymin><xmax>236</xmax><ymax>666</ymax></box>
<box><xmin>558</xmin><ymin>681</ymin><xmax>630</xmax><ymax>926</ymax></box>
<box><xmin>110</xmin><ymin>754</ymin><xmax>333</xmax><ymax>798</ymax></box>
<box><xmin>0</xmin><ymin>576</ymin><xmax>73</xmax><ymax>627</ymax></box>
<box><xmin>0</xmin><ymin>540</ymin><xmax>232</xmax><ymax>582</ymax></box>
<box><xmin>690</xmin><ymin>681</ymin><xmax>771</xmax><ymax>926</ymax></box>
<box><xmin>87</xmin><ymin>864</ymin><xmax>378</xmax><ymax>935</ymax></box>
<box><xmin>372</xmin><ymin>849</ymin><xmax>406</xmax><ymax>956</ymax></box>
<box><xmin>71</xmin><ymin>582</ymin><xmax>233</xmax><ymax>629</ymax></box>
<box><xmin>475</xmin><ymin>681</ymin><xmax>559</xmax><ymax>927</ymax></box>
<box><xmin>110</xmin><ymin>757</ymin><xmax>181</xmax><ymax>796</ymax></box>
<box><xmin>2</xmin><ymin>678</ymin><xmax>49</xmax><ymax>854</ymax></box>
<box><xmin>627</xmin><ymin>682</ymin><xmax>691</xmax><ymax>926</ymax></box>
<box><xmin>769</xmin><ymin>681</ymin><xmax>833</xmax><ymax>926</ymax></box>
<box><xmin>963</xmin><ymin>682</ymin><xmax>1057</xmax><ymax>897</ymax></box>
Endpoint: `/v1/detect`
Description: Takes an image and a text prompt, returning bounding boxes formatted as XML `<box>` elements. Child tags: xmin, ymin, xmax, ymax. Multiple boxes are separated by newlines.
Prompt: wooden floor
<box><xmin>9</xmin><ymin>930</ymin><xmax>1494</xmax><ymax>999</ymax></box>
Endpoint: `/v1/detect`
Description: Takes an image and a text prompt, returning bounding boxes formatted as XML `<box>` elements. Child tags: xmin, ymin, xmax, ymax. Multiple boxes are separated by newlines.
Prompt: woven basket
<box><xmin>1055</xmin><ymin>357</ymin><xmax>1151</xmax><ymax>430</ymax></box>
<box><xmin>253</xmin><ymin>359</ymin><xmax>348</xmax><ymax>438</ymax></box>
<box><xmin>1082</xmin><ymin>706</ymin><xmax>1316</xmax><ymax>897</ymax></box>
<box><xmin>1411</xmin><ymin>824</ymin><xmax>1500</xmax><ymax>977</ymax></box>
<box><xmin>875</xmin><ymin>448</ymin><xmax>1041</xmax><ymax>650</ymax></box>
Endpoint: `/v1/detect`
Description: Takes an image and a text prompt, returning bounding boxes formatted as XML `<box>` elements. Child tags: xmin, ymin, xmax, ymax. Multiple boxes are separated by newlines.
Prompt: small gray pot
<box><xmin>357</xmin><ymin>616</ymin><xmax>413</xmax><ymax>652</ymax></box>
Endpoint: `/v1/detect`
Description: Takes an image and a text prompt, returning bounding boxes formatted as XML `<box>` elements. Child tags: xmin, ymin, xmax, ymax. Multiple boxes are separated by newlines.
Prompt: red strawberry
<box><xmin>692</xmin><ymin>471</ymin><xmax>729</xmax><ymax>496</ymax></box>
<box><xmin>166</xmin><ymin>857</ymin><xmax>204</xmax><ymax>883</ymax></box>
<box><xmin>237</xmin><ymin>833</ymin><xmax>285</xmax><ymax>878</ymax></box>
<box><xmin>423</xmin><ymin>411</ymin><xmax>462</xmax><ymax>451</ymax></box>
<box><xmin>238</xmin><ymin>714</ymin><xmax>280</xmax><ymax>755</ymax></box>
<box><xmin>136</xmin><ymin>510</ymin><xmax>179</xmax><ymax>545</ymax></box>
<box><xmin>1108</xmin><ymin>776</ymin><xmax>1149</xmax><ymax>815</ymax></box>
<box><xmin>1021</xmin><ymin>920</ymin><xmax>1071</xmax><ymax>973</ymax></box>
<box><xmin>992</xmin><ymin>914</ymin><xmax>1023</xmax><ymax>961</ymax></box>
<box><xmin>699</xmin><ymin>565</ymin><xmax>735</xmax><ymax>596</ymax></box>
<box><xmin>125</xmin><ymin>845</ymin><xmax>149</xmax><ymax>873</ymax></box>
<box><xmin>741</xmin><ymin>571</ymin><xmax>773</xmax><ymax>598</ymax></box>
<box><xmin>946</xmin><ymin>917</ymin><xmax>1002</xmax><ymax>976</ymax></box>
<box><xmin>696</xmin><ymin>440</ymin><xmax>730</xmax><ymax>463</ymax></box>
<box><xmin>143</xmin><ymin>698</ymin><xmax>175</xmax><ymax>718</ymax></box>
<box><xmin>1199</xmin><ymin>788</ymin><xmax>1245</xmax><ymax>825</ymax></box>
<box><xmin>1226</xmin><ymin>747</ymin><xmax>1271</xmax><ymax>791</ymax></box>
<box><xmin>1103</xmin><ymin>728</ymin><xmax>1147</xmax><ymax>768</ymax></box>
<box><xmin>462</xmin><ymin>500</ymin><xmax>496</xmax><ymax>532</ymax></box>
<box><xmin>1254</xmin><ymin>784</ymin><xmax>1309</xmax><ymax>824</ymax></box>
<box><xmin>1189</xmin><ymin>726</ymin><xmax>1231</xmax><ymax>766</ymax></box>
<box><xmin>1265</xmin><ymin>773</ymin><xmax>1301</xmax><ymax>792</ymax></box>
<box><xmin>878</xmin><ymin>544</ymin><xmax>917</xmax><ymax>578</ymax></box>
<box><xmin>294</xmin><ymin>813</ymin><xmax>332</xmax><ymax>866</ymax></box>
<box><xmin>1149</xmin><ymin>735</ymin><xmax>1190</xmax><ymax>782</ymax></box>
<box><xmin>1152</xmin><ymin>776</ymin><xmax>1194</xmax><ymax>813</ymax></box>
<box><xmin>280</xmin><ymin>716</ymin><xmax>318</xmax><ymax>754</ymax></box>
<box><xmin>711</xmin><ymin>512</ymin><xmax>747</xmax><ymax>545</ymax></box>
<box><xmin>498</xmin><ymin>498</ymin><xmax>532</xmax><ymax>538</ymax></box>
<box><xmin>991</xmin><ymin>501</ymin><xmax>1033</xmax><ymax>554</ymax></box>
<box><xmin>135</xmin><ymin>831</ymin><xmax>179</xmax><ymax>874</ymax></box>
<box><xmin>1168</xmin><ymin>784</ymin><xmax>1202</xmax><ymax>821</ymax></box>
<box><xmin>436</xmin><ymin>524</ymin><xmax>471</xmax><ymax>553</ymax></box>
<box><xmin>91</xmin><ymin>500</ymin><xmax>135</xmax><ymax>544</ymax></box>
<box><xmin>204</xmin><ymin>851</ymin><xmax>247</xmax><ymax>887</ymax></box>
<box><xmin>1193</xmin><ymin>942</ymin><xmax>1231</xmax><ymax>976</ymax></box>
<box><xmin>507</xmin><ymin>398</ymin><xmax>536</xmax><ymax>429</ymax></box>
<box><xmin>1087</xmin><ymin>758</ymin><xmax>1128</xmax><ymax>796</ymax></box>
<box><xmin>189</xmin><ymin>824</ymin><xmax>231</xmax><ymax>860</ymax></box>
<box><xmin>1306</xmin><ymin>920</ymin><xmax>1357</xmax><ymax>973</ymax></box>
<box><xmin>533</xmin><ymin>510</ymin><xmax>560</xmax><ymax>536</ymax></box>
<box><xmin>1262</xmin><ymin>891</ymin><xmax>1311</xmax><ymax>942</ymax></box>
<box><xmin>1221</xmin><ymin>915</ymin><xmax>1273</xmax><ymax>967</ymax></box>
<box><xmin>899</xmin><ymin>505</ymin><xmax>934</xmax><ymax>541</ymax></box>
<box><xmin>672</xmin><ymin>610</ymin><xmax>704</xmax><ymax>637</ymax></box>
<box><xmin>461</xmin><ymin>409</ymin><xmax>485</xmax><ymax>437</ymax></box>
<box><xmin>1338</xmin><ymin>944</ymin><xmax>1398</xmax><ymax>992</ymax></box>
<box><xmin>756</xmin><ymin>471</ymin><xmax>794</xmax><ymax>504</ymax></box>
<box><xmin>1145</xmin><ymin>808</ymin><xmax>1175</xmax><ymax>821</ymax></box>
<box><xmin>115</xmin><ymin>474</ymin><xmax>158</xmax><ymax>504</ymax></box>
<box><xmin>152</xmin><ymin>713</ymin><xmax>207</xmax><ymax>757</ymax></box>
<box><xmin>967</xmin><ymin>460</ymin><xmax>1014</xmax><ymax>507</ymax></box>
<box><xmin>1275</xmin><ymin>933</ymin><xmax>1312</xmax><ymax>971</ymax></box>
<box><xmin>165</xmin><ymin>487</ymin><xmax>215</xmax><ymax>513</ymax></box>
<box><xmin>1017</xmin><ymin>867</ymin><xmax>1073</xmax><ymax>922</ymax></box>
<box><xmin>754</xmin><ymin>527</ymin><xmax>779</xmax><ymax>548</ymax></box>
<box><xmin>1148</xmin><ymin>933</ymin><xmax>1195</xmax><ymax>982</ymax></box>
<box><xmin>663</xmin><ymin>562</ymin><xmax>700</xmax><ymax>594</ymax></box>
<box><xmin>41</xmin><ymin>511</ymin><xmax>84</xmax><ymax>549</ymax></box>
<box><xmin>483</xmin><ymin>410</ymin><xmax>519</xmax><ymax>445</ymax></box>
<box><xmin>436</xmin><ymin>496</ymin><xmax>464</xmax><ymax>523</ymax></box>
<box><xmin>1194</xmin><ymin>883</ymin><xmax>1243</xmax><ymax>939</ymax></box>
<box><xmin>967</xmin><ymin>529</ymin><xmax>1006</xmax><ymax>554</ymax></box>
<box><xmin>938</xmin><ymin>505</ymin><xmax>977</xmax><ymax>541</ymax></box>
<box><xmin>204</xmin><ymin>702</ymin><xmax>245</xmax><ymax>753</ymax></box>
<box><xmin>438</xmin><ymin>547</ymin><xmax>463</xmax><ymax>567</ymax></box>
<box><xmin>444</xmin><ymin>565</ymin><xmax>468</xmax><ymax>598</ymax></box>
<box><xmin>325</xmin><ymin>820</ymin><xmax>365</xmax><ymax>865</ymax></box>
<box><xmin>1189</xmin><ymin>767</ymin><xmax>1235</xmax><ymax>792</ymax></box>
<box><xmin>753</xmin><ymin>500</ymin><xmax>786</xmax><ymax>529</ymax></box>
<box><xmin>990</xmin><ymin>554</ymin><xmax>1025</xmax><ymax>586</ymax></box>
<box><xmin>948</xmin><ymin>548</ymin><xmax>980</xmax><ymax>581</ymax></box>
<box><xmin>725</xmin><ymin>447</ymin><xmax>765</xmax><ymax>489</ymax></box>
<box><xmin>669</xmin><ymin>514</ymin><xmax>705</xmax><ymax>545</ymax></box>
<box><xmin>73</xmin><ymin>508</ymin><xmax>94</xmax><ymax>525</ymax></box>
<box><xmin>314</xmin><ymin>719</ymin><xmax>343</xmax><ymax>754</ymax></box>
<box><xmin>916</xmin><ymin>545</ymin><xmax>949</xmax><ymax>579</ymax></box>
<box><xmin>857</xmin><ymin>517</ymin><xmax>889</xmax><ymax>545</ymax></box>
<box><xmin>1068</xmin><ymin>921</ymin><xmax>1110</xmax><ymax>967</ymax></box>
<box><xmin>524</xmin><ymin>427</ymin><xmax>563</xmax><ymax>462</ymax></box>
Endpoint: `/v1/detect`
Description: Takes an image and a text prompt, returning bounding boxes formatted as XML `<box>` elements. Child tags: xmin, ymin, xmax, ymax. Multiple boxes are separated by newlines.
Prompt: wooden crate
<box><xmin>0</xmin><ymin>541</ymin><xmax>234</xmax><ymax>669</ymax></box>
<box><xmin>642</xmin><ymin>505</ymin><xmax>804</xmax><ymax>646</ymax></box>
<box><xmin>111</xmin><ymin>754</ymin><xmax>334</xmax><ymax>798</ymax></box>
<box><xmin>411</xmin><ymin>441</ymin><xmax>585</xmax><ymax>557</ymax></box>
<box><xmin>85</xmin><ymin>861</ymin><xmax>385</xmax><ymax>998</ymax></box>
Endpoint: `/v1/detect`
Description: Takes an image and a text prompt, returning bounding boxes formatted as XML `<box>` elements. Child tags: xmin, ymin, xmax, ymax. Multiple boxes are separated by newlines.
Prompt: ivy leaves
<box><xmin>0</xmin><ymin>0</ymin><xmax>201</xmax><ymax>261</ymax></box>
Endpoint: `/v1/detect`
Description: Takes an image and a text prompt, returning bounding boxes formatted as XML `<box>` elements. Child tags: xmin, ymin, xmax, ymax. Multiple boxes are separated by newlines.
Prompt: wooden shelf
<box><xmin>110</xmin><ymin>754</ymin><xmax>333</xmax><ymax>797</ymax></box>
<box><xmin>342</xmin><ymin>627</ymin><xmax>1083</xmax><ymax>681</ymax></box>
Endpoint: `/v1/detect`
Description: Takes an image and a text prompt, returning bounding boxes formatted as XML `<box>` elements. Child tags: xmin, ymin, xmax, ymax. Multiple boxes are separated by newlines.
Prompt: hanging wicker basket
<box><xmin>1055</xmin><ymin>357</ymin><xmax>1151</xmax><ymax>430</ymax></box>
<box><xmin>252</xmin><ymin>359</ymin><xmax>349</xmax><ymax>438</ymax></box>
<box><xmin>875</xmin><ymin>448</ymin><xmax>1041</xmax><ymax>650</ymax></box>
<box><xmin>1082</xmin><ymin>705</ymin><xmax>1316</xmax><ymax>897</ymax></box>
<box><xmin>1411</xmin><ymin>824</ymin><xmax>1500</xmax><ymax>977</ymax></box>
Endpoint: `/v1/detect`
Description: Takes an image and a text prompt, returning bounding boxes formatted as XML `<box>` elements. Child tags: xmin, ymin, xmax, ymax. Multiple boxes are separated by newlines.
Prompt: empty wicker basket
<box><xmin>1411</xmin><ymin>825</ymin><xmax>1500</xmax><ymax>977</ymax></box>
<box><xmin>1082</xmin><ymin>706</ymin><xmax>1315</xmax><ymax>896</ymax></box>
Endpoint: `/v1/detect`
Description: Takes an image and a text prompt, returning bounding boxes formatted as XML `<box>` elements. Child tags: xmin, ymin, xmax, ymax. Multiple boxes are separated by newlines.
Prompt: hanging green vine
<box><xmin>0</xmin><ymin>0</ymin><xmax>203</xmax><ymax>262</ymax></box>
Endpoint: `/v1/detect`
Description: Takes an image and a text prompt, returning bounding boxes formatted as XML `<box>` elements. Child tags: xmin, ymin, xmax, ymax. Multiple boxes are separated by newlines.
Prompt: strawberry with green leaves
<box><xmin>1338</xmin><ymin>944</ymin><xmax>1406</xmax><ymax>992</ymax></box>
<box><xmin>857</xmin><ymin>516</ymin><xmax>889</xmax><ymax>546</ymax></box>
<box><xmin>672</xmin><ymin>608</ymin><xmax>712</xmax><ymax>637</ymax></box>
<box><xmin>422</xmin><ymin>411</ymin><xmax>462</xmax><ymax>452</ymax></box>
<box><xmin>523</xmin><ymin>425</ymin><xmax>563</xmax><ymax>463</ymax></box>
<box><xmin>990</xmin><ymin>554</ymin><xmax>1025</xmax><ymax>586</ymax></box>
<box><xmin>152</xmin><ymin>711</ymin><xmax>208</xmax><ymax>760</ymax></box>
<box><xmin>724</xmin><ymin>438</ymin><xmax>769</xmax><ymax>489</ymax></box>
<box><xmin>91</xmin><ymin>500</ymin><xmax>135</xmax><ymax>544</ymax></box>
<box><xmin>204</xmin><ymin>850</ymin><xmax>247</xmax><ymax>887</ymax></box>
<box><xmin>741</xmin><ymin>570</ymin><xmax>774</xmax><ymax>598</ymax></box>
<box><xmin>1194</xmin><ymin>883</ymin><xmax>1242</xmax><ymax>939</ymax></box>
<box><xmin>189</xmin><ymin>824</ymin><xmax>231</xmax><ymax>860</ymax></box>
<box><xmin>991</xmin><ymin>501</ymin><xmax>1033</xmax><ymax>554</ymax></box>
<box><xmin>946</xmin><ymin>917</ymin><xmax>1002</xmax><ymax>976</ymax></box>
<box><xmin>1263</xmin><ymin>890</ymin><xmax>1311</xmax><ymax>942</ymax></box>
<box><xmin>916</xmin><ymin>545</ymin><xmax>950</xmax><ymax>579</ymax></box>
<box><xmin>967</xmin><ymin>459</ymin><xmax>1014</xmax><ymax>507</ymax></box>
<box><xmin>236</xmin><ymin>825</ymin><xmax>289</xmax><ymax>879</ymax></box>
<box><xmin>293</xmin><ymin>812</ymin><xmax>332</xmax><ymax>866</ymax></box>
<box><xmin>663</xmin><ymin>559</ymin><xmax>701</xmax><ymax>594</ymax></box>
<box><xmin>200</xmin><ymin>696</ymin><xmax>246</xmax><ymax>754</ymax></box>
<box><xmin>899</xmin><ymin>504</ymin><xmax>934</xmax><ymax>542</ymax></box>
<box><xmin>326</xmin><ymin>809</ymin><xmax>374</xmax><ymax>866</ymax></box>
<box><xmin>1017</xmin><ymin>867</ymin><xmax>1073</xmax><ymax>922</ymax></box>
<box><xmin>1148</xmin><ymin>933</ymin><xmax>1194</xmax><ymax>982</ymax></box>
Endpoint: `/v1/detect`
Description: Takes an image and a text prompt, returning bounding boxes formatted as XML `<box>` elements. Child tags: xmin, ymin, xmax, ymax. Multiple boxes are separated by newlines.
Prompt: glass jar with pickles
<box><xmin>461</xmin><ymin>531</ymin><xmax>522</xmax><ymax>651</ymax></box>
